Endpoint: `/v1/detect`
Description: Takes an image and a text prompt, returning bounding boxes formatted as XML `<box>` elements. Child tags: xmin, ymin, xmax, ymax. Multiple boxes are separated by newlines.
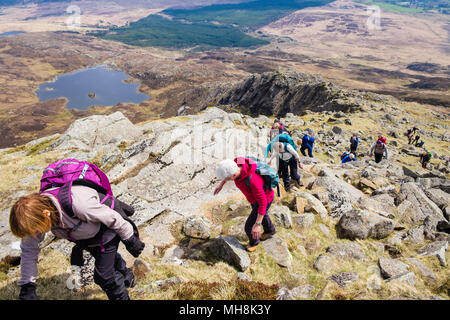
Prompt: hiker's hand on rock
<box><xmin>252</xmin><ymin>224</ymin><xmax>261</xmax><ymax>240</ymax></box>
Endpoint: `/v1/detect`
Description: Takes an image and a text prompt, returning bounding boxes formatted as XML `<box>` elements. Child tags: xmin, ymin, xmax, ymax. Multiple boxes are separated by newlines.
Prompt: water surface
<box><xmin>36</xmin><ymin>65</ymin><xmax>150</xmax><ymax>110</ymax></box>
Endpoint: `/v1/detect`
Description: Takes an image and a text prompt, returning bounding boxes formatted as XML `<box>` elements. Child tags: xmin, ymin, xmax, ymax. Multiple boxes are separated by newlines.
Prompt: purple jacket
<box><xmin>18</xmin><ymin>185</ymin><xmax>134</xmax><ymax>285</ymax></box>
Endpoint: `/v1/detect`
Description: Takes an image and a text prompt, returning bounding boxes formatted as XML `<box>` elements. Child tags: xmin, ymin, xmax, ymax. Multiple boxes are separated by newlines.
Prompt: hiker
<box><xmin>341</xmin><ymin>152</ymin><xmax>357</xmax><ymax>164</ymax></box>
<box><xmin>413</xmin><ymin>135</ymin><xmax>420</xmax><ymax>145</ymax></box>
<box><xmin>369</xmin><ymin>136</ymin><xmax>388</xmax><ymax>163</ymax></box>
<box><xmin>9</xmin><ymin>160</ymin><xmax>145</xmax><ymax>300</ymax></box>
<box><xmin>300</xmin><ymin>134</ymin><xmax>315</xmax><ymax>158</ymax></box>
<box><xmin>415</xmin><ymin>140</ymin><xmax>425</xmax><ymax>148</ymax></box>
<box><xmin>270</xmin><ymin>120</ymin><xmax>290</xmax><ymax>140</ymax></box>
<box><xmin>266</xmin><ymin>141</ymin><xmax>303</xmax><ymax>191</ymax></box>
<box><xmin>214</xmin><ymin>158</ymin><xmax>276</xmax><ymax>252</ymax></box>
<box><xmin>420</xmin><ymin>151</ymin><xmax>432</xmax><ymax>169</ymax></box>
<box><xmin>349</xmin><ymin>133</ymin><xmax>359</xmax><ymax>154</ymax></box>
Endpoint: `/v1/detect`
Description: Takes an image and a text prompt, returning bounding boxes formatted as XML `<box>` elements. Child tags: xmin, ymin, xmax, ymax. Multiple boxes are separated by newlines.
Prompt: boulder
<box><xmin>357</xmin><ymin>197</ymin><xmax>395</xmax><ymax>219</ymax></box>
<box><xmin>276</xmin><ymin>287</ymin><xmax>294</xmax><ymax>300</ymax></box>
<box><xmin>405</xmin><ymin>258</ymin><xmax>436</xmax><ymax>281</ymax></box>
<box><xmin>417</xmin><ymin>241</ymin><xmax>448</xmax><ymax>267</ymax></box>
<box><xmin>328</xmin><ymin>272</ymin><xmax>359</xmax><ymax>287</ymax></box>
<box><xmin>378</xmin><ymin>258</ymin><xmax>410</xmax><ymax>279</ymax></box>
<box><xmin>294</xmin><ymin>192</ymin><xmax>328</xmax><ymax>218</ymax></box>
<box><xmin>423</xmin><ymin>189</ymin><xmax>450</xmax><ymax>210</ymax></box>
<box><xmin>326</xmin><ymin>243</ymin><xmax>366</xmax><ymax>260</ymax></box>
<box><xmin>396</xmin><ymin>182</ymin><xmax>444</xmax><ymax>224</ymax></box>
<box><xmin>262</xmin><ymin>236</ymin><xmax>292</xmax><ymax>269</ymax></box>
<box><xmin>182</xmin><ymin>216</ymin><xmax>213</xmax><ymax>239</ymax></box>
<box><xmin>311</xmin><ymin>175</ymin><xmax>364</xmax><ymax>218</ymax></box>
<box><xmin>337</xmin><ymin>210</ymin><xmax>395</xmax><ymax>240</ymax></box>
<box><xmin>133</xmin><ymin>259</ymin><xmax>152</xmax><ymax>280</ymax></box>
<box><xmin>386</xmin><ymin>272</ymin><xmax>416</xmax><ymax>286</ymax></box>
<box><xmin>292</xmin><ymin>213</ymin><xmax>315</xmax><ymax>229</ymax></box>
<box><xmin>211</xmin><ymin>236</ymin><xmax>251</xmax><ymax>271</ymax></box>
<box><xmin>314</xmin><ymin>254</ymin><xmax>337</xmax><ymax>273</ymax></box>
<box><xmin>270</xmin><ymin>205</ymin><xmax>293</xmax><ymax>229</ymax></box>
<box><xmin>54</xmin><ymin>112</ymin><xmax>141</xmax><ymax>150</ymax></box>
<box><xmin>291</xmin><ymin>285</ymin><xmax>314</xmax><ymax>299</ymax></box>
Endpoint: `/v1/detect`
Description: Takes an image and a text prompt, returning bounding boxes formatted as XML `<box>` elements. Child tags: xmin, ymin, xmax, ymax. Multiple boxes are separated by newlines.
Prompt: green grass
<box><xmin>163</xmin><ymin>0</ymin><xmax>334</xmax><ymax>29</ymax></box>
<box><xmin>92</xmin><ymin>15</ymin><xmax>269</xmax><ymax>49</ymax></box>
<box><xmin>357</xmin><ymin>0</ymin><xmax>449</xmax><ymax>14</ymax></box>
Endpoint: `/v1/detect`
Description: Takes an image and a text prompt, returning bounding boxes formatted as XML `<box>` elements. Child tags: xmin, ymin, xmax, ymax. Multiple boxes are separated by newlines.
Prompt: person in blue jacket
<box><xmin>341</xmin><ymin>152</ymin><xmax>357</xmax><ymax>164</ymax></box>
<box><xmin>300</xmin><ymin>135</ymin><xmax>315</xmax><ymax>158</ymax></box>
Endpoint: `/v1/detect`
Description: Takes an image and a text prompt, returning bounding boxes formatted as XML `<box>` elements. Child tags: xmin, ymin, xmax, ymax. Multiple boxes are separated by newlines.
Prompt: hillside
<box><xmin>0</xmin><ymin>84</ymin><xmax>448</xmax><ymax>299</ymax></box>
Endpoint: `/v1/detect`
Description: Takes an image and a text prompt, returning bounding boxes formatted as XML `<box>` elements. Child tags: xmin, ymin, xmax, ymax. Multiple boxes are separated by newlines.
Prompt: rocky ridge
<box><xmin>0</xmin><ymin>101</ymin><xmax>449</xmax><ymax>300</ymax></box>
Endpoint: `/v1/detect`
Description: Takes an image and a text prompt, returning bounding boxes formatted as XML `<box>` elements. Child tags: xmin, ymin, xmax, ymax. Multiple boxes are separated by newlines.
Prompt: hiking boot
<box><xmin>260</xmin><ymin>231</ymin><xmax>276</xmax><ymax>241</ymax></box>
<box><xmin>246</xmin><ymin>245</ymin><xmax>258</xmax><ymax>252</ymax></box>
<box><xmin>284</xmin><ymin>182</ymin><xmax>291</xmax><ymax>192</ymax></box>
<box><xmin>124</xmin><ymin>269</ymin><xmax>137</xmax><ymax>288</ymax></box>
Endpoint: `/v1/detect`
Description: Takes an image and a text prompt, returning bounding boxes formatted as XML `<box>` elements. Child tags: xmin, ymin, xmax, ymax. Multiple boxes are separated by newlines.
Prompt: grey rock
<box><xmin>386</xmin><ymin>272</ymin><xmax>416</xmax><ymax>286</ymax></box>
<box><xmin>337</xmin><ymin>210</ymin><xmax>395</xmax><ymax>240</ymax></box>
<box><xmin>277</xmin><ymin>287</ymin><xmax>295</xmax><ymax>300</ymax></box>
<box><xmin>326</xmin><ymin>243</ymin><xmax>366</xmax><ymax>260</ymax></box>
<box><xmin>133</xmin><ymin>259</ymin><xmax>152</xmax><ymax>280</ymax></box>
<box><xmin>379</xmin><ymin>258</ymin><xmax>410</xmax><ymax>279</ymax></box>
<box><xmin>262</xmin><ymin>236</ymin><xmax>292</xmax><ymax>268</ymax></box>
<box><xmin>328</xmin><ymin>272</ymin><xmax>359</xmax><ymax>287</ymax></box>
<box><xmin>318</xmin><ymin>224</ymin><xmax>331</xmax><ymax>238</ymax></box>
<box><xmin>183</xmin><ymin>216</ymin><xmax>213</xmax><ymax>239</ymax></box>
<box><xmin>293</xmin><ymin>192</ymin><xmax>328</xmax><ymax>218</ymax></box>
<box><xmin>405</xmin><ymin>258</ymin><xmax>436</xmax><ymax>281</ymax></box>
<box><xmin>417</xmin><ymin>241</ymin><xmax>448</xmax><ymax>267</ymax></box>
<box><xmin>291</xmin><ymin>285</ymin><xmax>314</xmax><ymax>299</ymax></box>
<box><xmin>292</xmin><ymin>213</ymin><xmax>315</xmax><ymax>228</ymax></box>
<box><xmin>237</xmin><ymin>272</ymin><xmax>251</xmax><ymax>281</ymax></box>
<box><xmin>211</xmin><ymin>236</ymin><xmax>251</xmax><ymax>271</ymax></box>
<box><xmin>424</xmin><ymin>188</ymin><xmax>450</xmax><ymax>210</ymax></box>
<box><xmin>404</xmin><ymin>226</ymin><xmax>425</xmax><ymax>243</ymax></box>
<box><xmin>270</xmin><ymin>205</ymin><xmax>293</xmax><ymax>229</ymax></box>
<box><xmin>314</xmin><ymin>254</ymin><xmax>336</xmax><ymax>273</ymax></box>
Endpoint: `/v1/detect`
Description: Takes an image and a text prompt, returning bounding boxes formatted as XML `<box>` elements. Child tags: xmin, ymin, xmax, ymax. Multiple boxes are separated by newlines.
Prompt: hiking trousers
<box><xmin>300</xmin><ymin>145</ymin><xmax>313</xmax><ymax>158</ymax></box>
<box><xmin>374</xmin><ymin>153</ymin><xmax>383</xmax><ymax>163</ymax></box>
<box><xmin>83</xmin><ymin>236</ymin><xmax>131</xmax><ymax>300</ymax></box>
<box><xmin>245</xmin><ymin>201</ymin><xmax>275</xmax><ymax>247</ymax></box>
<box><xmin>279</xmin><ymin>157</ymin><xmax>300</xmax><ymax>185</ymax></box>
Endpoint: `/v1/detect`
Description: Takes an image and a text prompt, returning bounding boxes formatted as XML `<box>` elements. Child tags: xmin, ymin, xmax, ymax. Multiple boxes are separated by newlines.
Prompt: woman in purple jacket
<box><xmin>9</xmin><ymin>185</ymin><xmax>145</xmax><ymax>300</ymax></box>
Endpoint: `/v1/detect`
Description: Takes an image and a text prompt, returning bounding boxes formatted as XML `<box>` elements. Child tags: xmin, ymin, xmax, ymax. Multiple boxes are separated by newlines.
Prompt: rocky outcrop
<box><xmin>337</xmin><ymin>210</ymin><xmax>395</xmax><ymax>240</ymax></box>
<box><xmin>207</xmin><ymin>71</ymin><xmax>365</xmax><ymax>117</ymax></box>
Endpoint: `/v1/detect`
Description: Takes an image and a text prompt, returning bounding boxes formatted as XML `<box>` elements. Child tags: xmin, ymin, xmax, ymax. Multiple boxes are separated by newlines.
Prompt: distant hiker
<box><xmin>369</xmin><ymin>137</ymin><xmax>388</xmax><ymax>163</ymax></box>
<box><xmin>420</xmin><ymin>151</ymin><xmax>432</xmax><ymax>169</ymax></box>
<box><xmin>266</xmin><ymin>141</ymin><xmax>303</xmax><ymax>191</ymax></box>
<box><xmin>415</xmin><ymin>140</ymin><xmax>425</xmax><ymax>148</ymax></box>
<box><xmin>300</xmin><ymin>134</ymin><xmax>315</xmax><ymax>158</ymax></box>
<box><xmin>350</xmin><ymin>133</ymin><xmax>359</xmax><ymax>154</ymax></box>
<box><xmin>214</xmin><ymin>158</ymin><xmax>277</xmax><ymax>252</ymax></box>
<box><xmin>9</xmin><ymin>159</ymin><xmax>145</xmax><ymax>300</ymax></box>
<box><xmin>341</xmin><ymin>152</ymin><xmax>357</xmax><ymax>164</ymax></box>
<box><xmin>413</xmin><ymin>135</ymin><xmax>420</xmax><ymax>145</ymax></box>
<box><xmin>270</xmin><ymin>120</ymin><xmax>290</xmax><ymax>140</ymax></box>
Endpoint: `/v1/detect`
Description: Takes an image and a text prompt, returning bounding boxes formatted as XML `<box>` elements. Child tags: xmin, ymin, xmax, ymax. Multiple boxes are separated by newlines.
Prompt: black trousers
<box><xmin>279</xmin><ymin>157</ymin><xmax>300</xmax><ymax>185</ymax></box>
<box><xmin>82</xmin><ymin>236</ymin><xmax>132</xmax><ymax>300</ymax></box>
<box><xmin>244</xmin><ymin>201</ymin><xmax>275</xmax><ymax>246</ymax></box>
<box><xmin>374</xmin><ymin>153</ymin><xmax>383</xmax><ymax>163</ymax></box>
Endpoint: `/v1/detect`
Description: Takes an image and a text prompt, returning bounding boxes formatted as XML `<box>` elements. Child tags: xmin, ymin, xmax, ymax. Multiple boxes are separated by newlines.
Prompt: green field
<box><xmin>93</xmin><ymin>15</ymin><xmax>270</xmax><ymax>49</ymax></box>
<box><xmin>357</xmin><ymin>0</ymin><xmax>449</xmax><ymax>14</ymax></box>
<box><xmin>163</xmin><ymin>0</ymin><xmax>334</xmax><ymax>28</ymax></box>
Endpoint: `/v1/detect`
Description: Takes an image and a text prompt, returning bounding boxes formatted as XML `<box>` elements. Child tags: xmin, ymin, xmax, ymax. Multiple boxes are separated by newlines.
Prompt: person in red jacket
<box><xmin>214</xmin><ymin>157</ymin><xmax>275</xmax><ymax>252</ymax></box>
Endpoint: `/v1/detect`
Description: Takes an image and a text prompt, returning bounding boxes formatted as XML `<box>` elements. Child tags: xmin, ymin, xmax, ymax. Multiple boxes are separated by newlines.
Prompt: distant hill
<box><xmin>357</xmin><ymin>0</ymin><xmax>449</xmax><ymax>14</ymax></box>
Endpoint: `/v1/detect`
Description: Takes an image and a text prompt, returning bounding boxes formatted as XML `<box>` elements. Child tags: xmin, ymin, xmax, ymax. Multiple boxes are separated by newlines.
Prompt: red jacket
<box><xmin>234</xmin><ymin>157</ymin><xmax>274</xmax><ymax>215</ymax></box>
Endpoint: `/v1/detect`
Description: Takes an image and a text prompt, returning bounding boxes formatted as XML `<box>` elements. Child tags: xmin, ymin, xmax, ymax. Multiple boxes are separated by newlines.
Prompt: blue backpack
<box><xmin>245</xmin><ymin>156</ymin><xmax>280</xmax><ymax>197</ymax></box>
<box><xmin>265</xmin><ymin>133</ymin><xmax>297</xmax><ymax>157</ymax></box>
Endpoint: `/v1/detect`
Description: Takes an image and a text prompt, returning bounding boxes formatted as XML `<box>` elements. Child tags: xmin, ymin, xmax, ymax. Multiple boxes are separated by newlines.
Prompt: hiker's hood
<box><xmin>234</xmin><ymin>157</ymin><xmax>256</xmax><ymax>182</ymax></box>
